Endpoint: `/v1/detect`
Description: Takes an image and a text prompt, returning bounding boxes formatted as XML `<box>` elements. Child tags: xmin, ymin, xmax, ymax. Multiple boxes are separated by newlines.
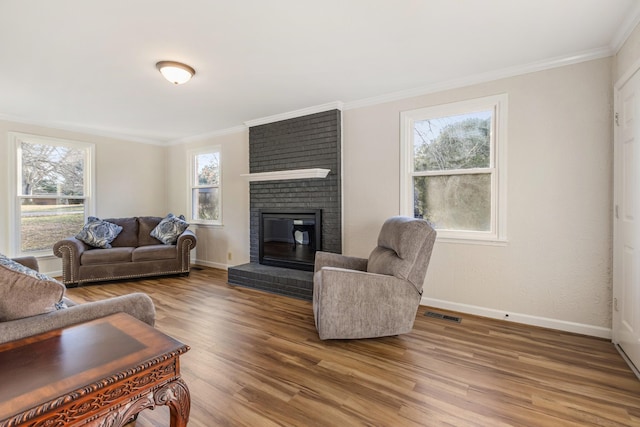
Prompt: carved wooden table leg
<box><xmin>89</xmin><ymin>379</ymin><xmax>190</xmax><ymax>427</ymax></box>
<box><xmin>157</xmin><ymin>379</ymin><xmax>191</xmax><ymax>427</ymax></box>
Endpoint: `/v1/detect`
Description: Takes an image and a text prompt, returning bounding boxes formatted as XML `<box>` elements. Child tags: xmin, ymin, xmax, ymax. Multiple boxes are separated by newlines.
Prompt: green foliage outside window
<box><xmin>412</xmin><ymin>113</ymin><xmax>492</xmax><ymax>231</ymax></box>
<box><xmin>192</xmin><ymin>150</ymin><xmax>221</xmax><ymax>222</ymax></box>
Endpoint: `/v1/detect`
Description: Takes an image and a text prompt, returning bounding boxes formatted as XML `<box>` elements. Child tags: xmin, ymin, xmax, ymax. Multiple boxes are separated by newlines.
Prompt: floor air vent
<box><xmin>424</xmin><ymin>311</ymin><xmax>461</xmax><ymax>323</ymax></box>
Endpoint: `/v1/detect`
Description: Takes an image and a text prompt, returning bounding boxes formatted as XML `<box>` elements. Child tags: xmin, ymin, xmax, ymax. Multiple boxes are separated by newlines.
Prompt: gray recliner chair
<box><xmin>313</xmin><ymin>216</ymin><xmax>437</xmax><ymax>340</ymax></box>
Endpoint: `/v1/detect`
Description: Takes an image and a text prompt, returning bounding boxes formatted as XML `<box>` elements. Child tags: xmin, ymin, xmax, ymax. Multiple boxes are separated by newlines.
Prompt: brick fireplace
<box><xmin>227</xmin><ymin>109</ymin><xmax>342</xmax><ymax>300</ymax></box>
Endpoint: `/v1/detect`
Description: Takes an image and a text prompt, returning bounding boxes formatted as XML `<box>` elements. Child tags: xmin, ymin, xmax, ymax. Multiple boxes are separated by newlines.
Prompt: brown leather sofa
<box><xmin>53</xmin><ymin>216</ymin><xmax>196</xmax><ymax>286</ymax></box>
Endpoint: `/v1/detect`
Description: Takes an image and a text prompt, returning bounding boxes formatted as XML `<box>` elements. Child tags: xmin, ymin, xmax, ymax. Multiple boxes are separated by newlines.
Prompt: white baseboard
<box><xmin>421</xmin><ymin>297</ymin><xmax>612</xmax><ymax>339</ymax></box>
<box><xmin>46</xmin><ymin>269</ymin><xmax>63</xmax><ymax>278</ymax></box>
<box><xmin>193</xmin><ymin>260</ymin><xmax>228</xmax><ymax>270</ymax></box>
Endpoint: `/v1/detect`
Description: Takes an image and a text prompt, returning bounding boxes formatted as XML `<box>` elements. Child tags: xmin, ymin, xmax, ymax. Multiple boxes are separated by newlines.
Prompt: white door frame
<box><xmin>613</xmin><ymin>57</ymin><xmax>640</xmax><ymax>378</ymax></box>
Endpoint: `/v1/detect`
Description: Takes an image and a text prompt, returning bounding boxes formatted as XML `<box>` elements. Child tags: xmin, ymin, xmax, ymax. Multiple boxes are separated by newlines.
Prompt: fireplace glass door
<box><xmin>259</xmin><ymin>210</ymin><xmax>321</xmax><ymax>271</ymax></box>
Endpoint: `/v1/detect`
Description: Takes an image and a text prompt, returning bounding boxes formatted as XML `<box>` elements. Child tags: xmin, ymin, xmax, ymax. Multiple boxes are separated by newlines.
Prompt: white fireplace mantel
<box><xmin>241</xmin><ymin>168</ymin><xmax>330</xmax><ymax>182</ymax></box>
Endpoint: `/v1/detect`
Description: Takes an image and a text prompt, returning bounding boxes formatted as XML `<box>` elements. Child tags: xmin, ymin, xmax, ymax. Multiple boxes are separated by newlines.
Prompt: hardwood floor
<box><xmin>65</xmin><ymin>267</ymin><xmax>640</xmax><ymax>427</ymax></box>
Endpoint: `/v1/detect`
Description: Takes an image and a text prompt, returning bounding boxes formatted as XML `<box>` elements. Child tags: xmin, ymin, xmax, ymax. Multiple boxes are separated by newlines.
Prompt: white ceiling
<box><xmin>1</xmin><ymin>0</ymin><xmax>639</xmax><ymax>145</ymax></box>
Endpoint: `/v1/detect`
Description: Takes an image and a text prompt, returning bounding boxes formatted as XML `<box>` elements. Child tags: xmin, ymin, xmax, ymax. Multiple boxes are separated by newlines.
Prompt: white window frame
<box><xmin>188</xmin><ymin>146</ymin><xmax>222</xmax><ymax>226</ymax></box>
<box><xmin>400</xmin><ymin>94</ymin><xmax>508</xmax><ymax>244</ymax></box>
<box><xmin>8</xmin><ymin>132</ymin><xmax>95</xmax><ymax>256</ymax></box>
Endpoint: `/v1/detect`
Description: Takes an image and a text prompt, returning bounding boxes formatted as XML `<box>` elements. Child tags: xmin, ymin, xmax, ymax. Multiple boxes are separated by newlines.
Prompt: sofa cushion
<box><xmin>150</xmin><ymin>213</ymin><xmax>189</xmax><ymax>245</ymax></box>
<box><xmin>75</xmin><ymin>217</ymin><xmax>123</xmax><ymax>249</ymax></box>
<box><xmin>138</xmin><ymin>216</ymin><xmax>163</xmax><ymax>246</ymax></box>
<box><xmin>81</xmin><ymin>247</ymin><xmax>134</xmax><ymax>265</ymax></box>
<box><xmin>132</xmin><ymin>245</ymin><xmax>177</xmax><ymax>262</ymax></box>
<box><xmin>0</xmin><ymin>255</ymin><xmax>65</xmax><ymax>321</ymax></box>
<box><xmin>105</xmin><ymin>217</ymin><xmax>139</xmax><ymax>247</ymax></box>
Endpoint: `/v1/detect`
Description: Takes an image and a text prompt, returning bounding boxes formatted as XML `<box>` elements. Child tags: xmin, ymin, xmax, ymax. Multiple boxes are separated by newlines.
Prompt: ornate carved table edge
<box><xmin>0</xmin><ymin>313</ymin><xmax>191</xmax><ymax>427</ymax></box>
<box><xmin>1</xmin><ymin>346</ymin><xmax>191</xmax><ymax>427</ymax></box>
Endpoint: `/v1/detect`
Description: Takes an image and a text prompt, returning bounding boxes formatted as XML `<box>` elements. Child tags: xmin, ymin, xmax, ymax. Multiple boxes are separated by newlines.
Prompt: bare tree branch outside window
<box><xmin>19</xmin><ymin>141</ymin><xmax>88</xmax><ymax>253</ymax></box>
<box><xmin>412</xmin><ymin>112</ymin><xmax>492</xmax><ymax>231</ymax></box>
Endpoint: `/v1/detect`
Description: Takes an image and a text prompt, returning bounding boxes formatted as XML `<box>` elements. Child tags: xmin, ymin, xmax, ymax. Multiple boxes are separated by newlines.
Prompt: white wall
<box><xmin>342</xmin><ymin>57</ymin><xmax>613</xmax><ymax>337</ymax></box>
<box><xmin>0</xmin><ymin>120</ymin><xmax>167</xmax><ymax>274</ymax></box>
<box><xmin>166</xmin><ymin>130</ymin><xmax>250</xmax><ymax>269</ymax></box>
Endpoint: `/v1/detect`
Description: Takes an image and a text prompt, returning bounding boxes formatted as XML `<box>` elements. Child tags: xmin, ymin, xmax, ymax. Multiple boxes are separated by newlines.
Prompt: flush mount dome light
<box><xmin>156</xmin><ymin>61</ymin><xmax>195</xmax><ymax>85</ymax></box>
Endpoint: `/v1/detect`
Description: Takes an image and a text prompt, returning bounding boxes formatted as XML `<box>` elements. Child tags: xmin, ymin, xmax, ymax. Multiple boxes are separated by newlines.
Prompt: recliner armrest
<box><xmin>315</xmin><ymin>267</ymin><xmax>415</xmax><ymax>298</ymax></box>
<box><xmin>314</xmin><ymin>251</ymin><xmax>367</xmax><ymax>272</ymax></box>
<box><xmin>313</xmin><ymin>267</ymin><xmax>420</xmax><ymax>340</ymax></box>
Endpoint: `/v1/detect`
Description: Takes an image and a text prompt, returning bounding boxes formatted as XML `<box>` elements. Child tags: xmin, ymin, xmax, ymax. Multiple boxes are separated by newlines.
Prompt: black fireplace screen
<box><xmin>259</xmin><ymin>210</ymin><xmax>321</xmax><ymax>271</ymax></box>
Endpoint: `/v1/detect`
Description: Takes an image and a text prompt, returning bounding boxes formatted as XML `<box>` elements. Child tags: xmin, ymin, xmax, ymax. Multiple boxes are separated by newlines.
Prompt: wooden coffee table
<box><xmin>0</xmin><ymin>312</ymin><xmax>190</xmax><ymax>427</ymax></box>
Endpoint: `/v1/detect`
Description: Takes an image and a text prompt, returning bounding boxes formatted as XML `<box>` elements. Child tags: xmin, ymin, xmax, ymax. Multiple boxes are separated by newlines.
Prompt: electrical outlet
<box><xmin>227</xmin><ymin>252</ymin><xmax>232</xmax><ymax>261</ymax></box>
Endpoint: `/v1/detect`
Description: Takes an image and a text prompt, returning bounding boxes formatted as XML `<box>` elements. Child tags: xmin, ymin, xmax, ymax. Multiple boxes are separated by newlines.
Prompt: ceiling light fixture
<box><xmin>156</xmin><ymin>61</ymin><xmax>195</xmax><ymax>85</ymax></box>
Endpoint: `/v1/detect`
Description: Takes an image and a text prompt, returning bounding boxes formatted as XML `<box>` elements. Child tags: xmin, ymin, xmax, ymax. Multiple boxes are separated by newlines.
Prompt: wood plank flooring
<box><xmin>65</xmin><ymin>267</ymin><xmax>640</xmax><ymax>427</ymax></box>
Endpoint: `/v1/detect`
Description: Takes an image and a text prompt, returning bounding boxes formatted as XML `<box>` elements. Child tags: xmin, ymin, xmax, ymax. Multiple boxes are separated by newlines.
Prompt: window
<box><xmin>9</xmin><ymin>133</ymin><xmax>95</xmax><ymax>255</ymax></box>
<box><xmin>188</xmin><ymin>147</ymin><xmax>221</xmax><ymax>224</ymax></box>
<box><xmin>400</xmin><ymin>94</ymin><xmax>507</xmax><ymax>242</ymax></box>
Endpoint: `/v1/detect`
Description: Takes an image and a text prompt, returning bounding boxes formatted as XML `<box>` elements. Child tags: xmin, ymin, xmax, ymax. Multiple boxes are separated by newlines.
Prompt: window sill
<box><xmin>435</xmin><ymin>236</ymin><xmax>508</xmax><ymax>247</ymax></box>
<box><xmin>189</xmin><ymin>222</ymin><xmax>223</xmax><ymax>229</ymax></box>
<box><xmin>13</xmin><ymin>250</ymin><xmax>57</xmax><ymax>259</ymax></box>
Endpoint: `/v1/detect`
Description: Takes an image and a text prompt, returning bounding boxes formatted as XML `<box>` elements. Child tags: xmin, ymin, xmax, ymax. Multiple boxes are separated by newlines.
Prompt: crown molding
<box><xmin>243</xmin><ymin>101</ymin><xmax>344</xmax><ymax>128</ymax></box>
<box><xmin>0</xmin><ymin>113</ymin><xmax>167</xmax><ymax>146</ymax></box>
<box><xmin>343</xmin><ymin>47</ymin><xmax>613</xmax><ymax>111</ymax></box>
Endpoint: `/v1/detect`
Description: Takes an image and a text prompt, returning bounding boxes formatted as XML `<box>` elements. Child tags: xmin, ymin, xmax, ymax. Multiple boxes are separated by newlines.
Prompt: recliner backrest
<box><xmin>367</xmin><ymin>216</ymin><xmax>436</xmax><ymax>293</ymax></box>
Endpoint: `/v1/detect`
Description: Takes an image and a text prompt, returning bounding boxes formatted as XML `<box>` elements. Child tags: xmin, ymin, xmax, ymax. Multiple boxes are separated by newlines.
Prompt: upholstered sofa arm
<box><xmin>0</xmin><ymin>293</ymin><xmax>156</xmax><ymax>345</ymax></box>
<box><xmin>313</xmin><ymin>267</ymin><xmax>420</xmax><ymax>339</ymax></box>
<box><xmin>314</xmin><ymin>251</ymin><xmax>368</xmax><ymax>272</ymax></box>
<box><xmin>53</xmin><ymin>237</ymin><xmax>89</xmax><ymax>284</ymax></box>
<box><xmin>176</xmin><ymin>229</ymin><xmax>197</xmax><ymax>270</ymax></box>
<box><xmin>176</xmin><ymin>229</ymin><xmax>197</xmax><ymax>249</ymax></box>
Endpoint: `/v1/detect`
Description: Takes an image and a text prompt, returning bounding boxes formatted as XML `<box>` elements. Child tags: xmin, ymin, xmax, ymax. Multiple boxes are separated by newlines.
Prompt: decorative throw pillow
<box><xmin>75</xmin><ymin>216</ymin><xmax>123</xmax><ymax>249</ymax></box>
<box><xmin>0</xmin><ymin>254</ymin><xmax>66</xmax><ymax>321</ymax></box>
<box><xmin>150</xmin><ymin>213</ymin><xmax>189</xmax><ymax>245</ymax></box>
